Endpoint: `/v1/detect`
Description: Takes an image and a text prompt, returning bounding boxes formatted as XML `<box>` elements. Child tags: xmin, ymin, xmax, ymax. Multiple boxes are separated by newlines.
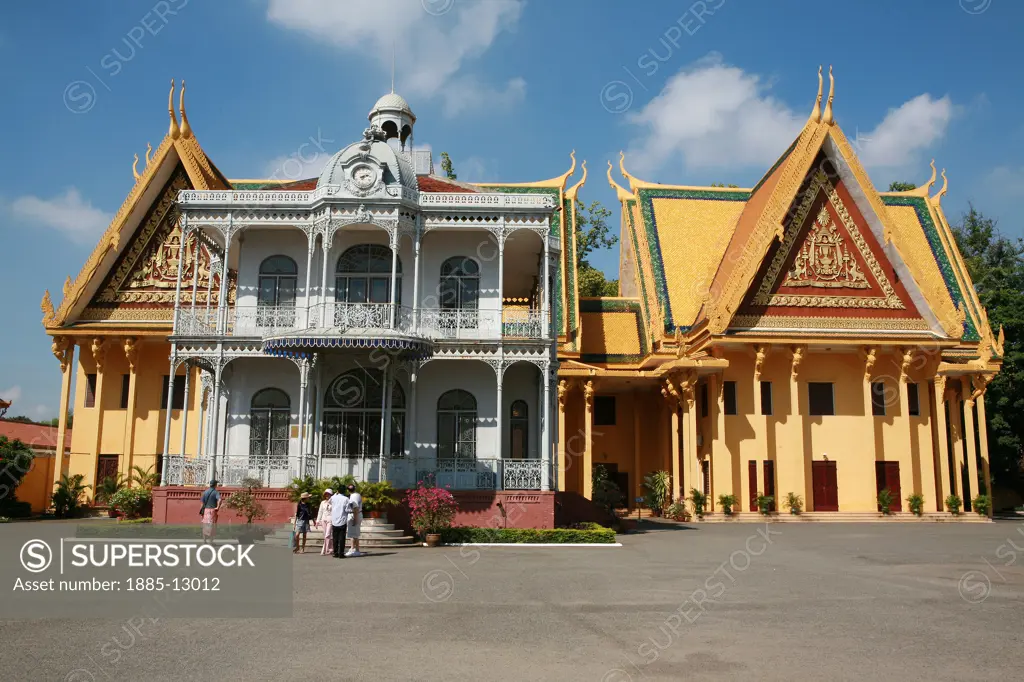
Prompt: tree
<box><xmin>440</xmin><ymin>152</ymin><xmax>457</xmax><ymax>181</ymax></box>
<box><xmin>0</xmin><ymin>436</ymin><xmax>34</xmax><ymax>502</ymax></box>
<box><xmin>574</xmin><ymin>200</ymin><xmax>619</xmax><ymax>296</ymax></box>
<box><xmin>888</xmin><ymin>181</ymin><xmax>917</xmax><ymax>192</ymax></box>
<box><xmin>710</xmin><ymin>182</ymin><xmax>739</xmax><ymax>188</ymax></box>
<box><xmin>951</xmin><ymin>205</ymin><xmax>1024</xmax><ymax>496</ymax></box>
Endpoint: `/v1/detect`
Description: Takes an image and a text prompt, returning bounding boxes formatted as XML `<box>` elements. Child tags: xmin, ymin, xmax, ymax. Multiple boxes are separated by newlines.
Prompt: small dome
<box><xmin>369</xmin><ymin>93</ymin><xmax>415</xmax><ymax>121</ymax></box>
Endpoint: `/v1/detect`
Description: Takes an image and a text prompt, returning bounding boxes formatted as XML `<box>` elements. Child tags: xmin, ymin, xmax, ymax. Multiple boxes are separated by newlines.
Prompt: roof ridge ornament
<box><xmin>807</xmin><ymin>65</ymin><xmax>823</xmax><ymax>125</ymax></box>
<box><xmin>606</xmin><ymin>159</ymin><xmax>633</xmax><ymax>203</ymax></box>
<box><xmin>145</xmin><ymin>142</ymin><xmax>153</xmax><ymax>167</ymax></box>
<box><xmin>821</xmin><ymin>65</ymin><xmax>835</xmax><ymax>125</ymax></box>
<box><xmin>132</xmin><ymin>154</ymin><xmax>140</xmax><ymax>181</ymax></box>
<box><xmin>179</xmin><ymin>79</ymin><xmax>192</xmax><ymax>138</ymax></box>
<box><xmin>168</xmin><ymin>79</ymin><xmax>180</xmax><ymax>139</ymax></box>
<box><xmin>566</xmin><ymin>159</ymin><xmax>588</xmax><ymax>201</ymax></box>
<box><xmin>619</xmin><ymin>151</ymin><xmax>642</xmax><ymax>191</ymax></box>
<box><xmin>933</xmin><ymin>169</ymin><xmax>948</xmax><ymax>204</ymax></box>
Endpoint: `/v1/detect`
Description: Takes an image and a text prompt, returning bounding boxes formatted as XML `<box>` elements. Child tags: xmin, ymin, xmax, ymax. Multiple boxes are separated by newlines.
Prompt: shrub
<box><xmin>0</xmin><ymin>516</ymin><xmax>10</xmax><ymax>524</ymax></box>
<box><xmin>945</xmin><ymin>494</ymin><xmax>962</xmax><ymax>516</ymax></box>
<box><xmin>689</xmin><ymin>488</ymin><xmax>708</xmax><ymax>518</ymax></box>
<box><xmin>717</xmin><ymin>494</ymin><xmax>738</xmax><ymax>515</ymax></box>
<box><xmin>130</xmin><ymin>465</ymin><xmax>160</xmax><ymax>490</ymax></box>
<box><xmin>906</xmin><ymin>494</ymin><xmax>925</xmax><ymax>517</ymax></box>
<box><xmin>877</xmin><ymin>488</ymin><xmax>894</xmax><ymax>515</ymax></box>
<box><xmin>972</xmin><ymin>494</ymin><xmax>992</xmax><ymax>517</ymax></box>
<box><xmin>405</xmin><ymin>481</ymin><xmax>458</xmax><ymax>536</ymax></box>
<box><xmin>0</xmin><ymin>436</ymin><xmax>34</xmax><ymax>493</ymax></box>
<box><xmin>53</xmin><ymin>474</ymin><xmax>90</xmax><ymax>519</ymax></box>
<box><xmin>122</xmin><ymin>517</ymin><xmax>152</xmax><ymax>524</ymax></box>
<box><xmin>642</xmin><ymin>471</ymin><xmax>671</xmax><ymax>514</ymax></box>
<box><xmin>358</xmin><ymin>480</ymin><xmax>399</xmax><ymax>512</ymax></box>
<box><xmin>95</xmin><ymin>474</ymin><xmax>128</xmax><ymax>506</ymax></box>
<box><xmin>756</xmin><ymin>493</ymin><xmax>775</xmax><ymax>516</ymax></box>
<box><xmin>110</xmin><ymin>487</ymin><xmax>152</xmax><ymax>519</ymax></box>
<box><xmin>0</xmin><ymin>499</ymin><xmax>32</xmax><ymax>519</ymax></box>
<box><xmin>592</xmin><ymin>465</ymin><xmax>624</xmax><ymax>518</ymax></box>
<box><xmin>785</xmin><ymin>492</ymin><xmax>803</xmax><ymax>515</ymax></box>
<box><xmin>225</xmin><ymin>478</ymin><xmax>269</xmax><ymax>524</ymax></box>
<box><xmin>665</xmin><ymin>502</ymin><xmax>690</xmax><ymax>522</ymax></box>
<box><xmin>441</xmin><ymin>526</ymin><xmax>616</xmax><ymax>544</ymax></box>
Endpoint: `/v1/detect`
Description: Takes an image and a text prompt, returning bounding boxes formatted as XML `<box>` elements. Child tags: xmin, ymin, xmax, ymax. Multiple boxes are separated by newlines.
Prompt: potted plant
<box><xmin>689</xmin><ymin>488</ymin><xmax>708</xmax><ymax>520</ymax></box>
<box><xmin>642</xmin><ymin>471</ymin><xmax>671</xmax><ymax>517</ymax></box>
<box><xmin>877</xmin><ymin>488</ymin><xmax>894</xmax><ymax>515</ymax></box>
<box><xmin>756</xmin><ymin>493</ymin><xmax>775</xmax><ymax>516</ymax></box>
<box><xmin>359</xmin><ymin>481</ymin><xmax>400</xmax><ymax>520</ymax></box>
<box><xmin>945</xmin><ymin>494</ymin><xmax>962</xmax><ymax>516</ymax></box>
<box><xmin>95</xmin><ymin>474</ymin><xmax>127</xmax><ymax>516</ymax></box>
<box><xmin>785</xmin><ymin>492</ymin><xmax>803</xmax><ymax>516</ymax></box>
<box><xmin>972</xmin><ymin>494</ymin><xmax>992</xmax><ymax>517</ymax></box>
<box><xmin>665</xmin><ymin>502</ymin><xmax>690</xmax><ymax>522</ymax></box>
<box><xmin>405</xmin><ymin>481</ymin><xmax>457</xmax><ymax>546</ymax></box>
<box><xmin>717</xmin><ymin>493</ymin><xmax>737</xmax><ymax>516</ymax></box>
<box><xmin>53</xmin><ymin>474</ymin><xmax>90</xmax><ymax>519</ymax></box>
<box><xmin>906</xmin><ymin>493</ymin><xmax>925</xmax><ymax>517</ymax></box>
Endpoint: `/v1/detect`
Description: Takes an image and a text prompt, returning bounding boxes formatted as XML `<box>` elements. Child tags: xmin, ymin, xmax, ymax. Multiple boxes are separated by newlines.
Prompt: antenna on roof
<box><xmin>391</xmin><ymin>40</ymin><xmax>396</xmax><ymax>94</ymax></box>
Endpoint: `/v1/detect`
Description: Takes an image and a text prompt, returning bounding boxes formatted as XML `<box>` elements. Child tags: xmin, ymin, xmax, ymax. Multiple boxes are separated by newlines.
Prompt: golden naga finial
<box><xmin>132</xmin><ymin>153</ymin><xmax>140</xmax><ymax>181</ymax></box>
<box><xmin>179</xmin><ymin>79</ymin><xmax>192</xmax><ymax>138</ymax></box>
<box><xmin>62</xmin><ymin>275</ymin><xmax>72</xmax><ymax>298</ymax></box>
<box><xmin>921</xmin><ymin>159</ymin><xmax>937</xmax><ymax>194</ymax></box>
<box><xmin>145</xmin><ymin>142</ymin><xmax>153</xmax><ymax>167</ymax></box>
<box><xmin>933</xmin><ymin>169</ymin><xmax>948</xmax><ymax>204</ymax></box>
<box><xmin>618</xmin><ymin>150</ymin><xmax>641</xmax><ymax>191</ymax></box>
<box><xmin>566</xmin><ymin>159</ymin><xmax>588</xmax><ymax>201</ymax></box>
<box><xmin>996</xmin><ymin>325</ymin><xmax>1006</xmax><ymax>356</ymax></box>
<box><xmin>807</xmin><ymin>65</ymin><xmax>823</xmax><ymax>125</ymax></box>
<box><xmin>41</xmin><ymin>290</ymin><xmax>55</xmax><ymax>325</ymax></box>
<box><xmin>168</xmin><ymin>78</ymin><xmax>180</xmax><ymax>139</ymax></box>
<box><xmin>606</xmin><ymin>160</ymin><xmax>633</xmax><ymax>203</ymax></box>
<box><xmin>821</xmin><ymin>65</ymin><xmax>835</xmax><ymax>125</ymax></box>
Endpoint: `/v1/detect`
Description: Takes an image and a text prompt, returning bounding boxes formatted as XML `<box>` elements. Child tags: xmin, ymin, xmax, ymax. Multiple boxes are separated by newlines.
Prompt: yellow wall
<box><xmin>15</xmin><ymin>454</ymin><xmax>55</xmax><ymax>513</ymax></box>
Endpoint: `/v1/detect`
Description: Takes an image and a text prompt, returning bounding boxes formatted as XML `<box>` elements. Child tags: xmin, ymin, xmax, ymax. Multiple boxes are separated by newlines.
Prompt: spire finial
<box><xmin>607</xmin><ymin>160</ymin><xmax>633</xmax><ymax>203</ymax></box>
<box><xmin>934</xmin><ymin>169</ymin><xmax>948</xmax><ymax>204</ymax></box>
<box><xmin>132</xmin><ymin>153</ymin><xmax>140</xmax><ymax>181</ymax></box>
<box><xmin>821</xmin><ymin>66</ymin><xmax>835</xmax><ymax>125</ymax></box>
<box><xmin>178</xmin><ymin>79</ymin><xmax>192</xmax><ymax>138</ymax></box>
<box><xmin>145</xmin><ymin>142</ymin><xmax>153</xmax><ymax>166</ymax></box>
<box><xmin>391</xmin><ymin>40</ymin><xmax>396</xmax><ymax>94</ymax></box>
<box><xmin>168</xmin><ymin>79</ymin><xmax>180</xmax><ymax>139</ymax></box>
<box><xmin>808</xmin><ymin>65</ymin><xmax>823</xmax><ymax>124</ymax></box>
<box><xmin>922</xmin><ymin>159</ymin><xmax>937</xmax><ymax>193</ymax></box>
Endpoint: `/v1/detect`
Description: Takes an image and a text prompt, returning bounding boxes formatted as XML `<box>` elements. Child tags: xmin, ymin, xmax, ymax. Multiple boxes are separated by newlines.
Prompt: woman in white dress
<box><xmin>316</xmin><ymin>489</ymin><xmax>333</xmax><ymax>556</ymax></box>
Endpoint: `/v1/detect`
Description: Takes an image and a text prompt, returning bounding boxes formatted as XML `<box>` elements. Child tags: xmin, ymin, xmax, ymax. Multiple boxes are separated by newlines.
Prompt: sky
<box><xmin>1</xmin><ymin>0</ymin><xmax>1022</xmax><ymax>421</ymax></box>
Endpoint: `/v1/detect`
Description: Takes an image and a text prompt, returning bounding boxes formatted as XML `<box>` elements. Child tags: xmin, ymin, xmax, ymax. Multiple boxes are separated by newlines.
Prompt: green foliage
<box><xmin>440</xmin><ymin>151</ymin><xmax>457</xmax><ymax>180</ymax></box>
<box><xmin>110</xmin><ymin>487</ymin><xmax>152</xmax><ymax>519</ymax></box>
<box><xmin>642</xmin><ymin>470</ymin><xmax>671</xmax><ymax>513</ymax></box>
<box><xmin>877</xmin><ymin>488</ymin><xmax>894</xmax><ymax>515</ymax></box>
<box><xmin>717</xmin><ymin>493</ymin><xmax>737</xmax><ymax>515</ymax></box>
<box><xmin>574</xmin><ymin>199</ymin><xmax>620</xmax><ymax>297</ymax></box>
<box><xmin>0</xmin><ymin>436</ymin><xmax>34</xmax><ymax>494</ymax></box>
<box><xmin>785</xmin><ymin>492</ymin><xmax>803</xmax><ymax>515</ymax></box>
<box><xmin>952</xmin><ymin>206</ymin><xmax>1024</xmax><ymax>496</ymax></box>
<box><xmin>578</xmin><ymin>265</ymin><xmax>620</xmax><ymax>297</ymax></box>
<box><xmin>665</xmin><ymin>502</ymin><xmax>690</xmax><ymax>521</ymax></box>
<box><xmin>121</xmin><ymin>518</ymin><xmax>152</xmax><ymax>524</ymax></box>
<box><xmin>689</xmin><ymin>487</ymin><xmax>708</xmax><ymax>518</ymax></box>
<box><xmin>0</xmin><ymin>500</ymin><xmax>31</xmax><ymax>518</ymax></box>
<box><xmin>906</xmin><ymin>493</ymin><xmax>925</xmax><ymax>516</ymax></box>
<box><xmin>53</xmin><ymin>473</ymin><xmax>89</xmax><ymax>519</ymax></box>
<box><xmin>756</xmin><ymin>493</ymin><xmax>775</xmax><ymax>516</ymax></box>
<box><xmin>945</xmin><ymin>494</ymin><xmax>962</xmax><ymax>515</ymax></box>
<box><xmin>592</xmin><ymin>465</ymin><xmax>624</xmax><ymax>517</ymax></box>
<box><xmin>441</xmin><ymin>526</ymin><xmax>616</xmax><ymax>544</ymax></box>
<box><xmin>710</xmin><ymin>182</ymin><xmax>739</xmax><ymax>188</ymax></box>
<box><xmin>358</xmin><ymin>480</ymin><xmax>399</xmax><ymax>511</ymax></box>
<box><xmin>225</xmin><ymin>478</ymin><xmax>268</xmax><ymax>524</ymax></box>
<box><xmin>972</xmin><ymin>494</ymin><xmax>992</xmax><ymax>516</ymax></box>
<box><xmin>95</xmin><ymin>474</ymin><xmax>128</xmax><ymax>505</ymax></box>
<box><xmin>130</xmin><ymin>465</ymin><xmax>160</xmax><ymax>490</ymax></box>
<box><xmin>887</xmin><ymin>181</ymin><xmax>917</xmax><ymax>192</ymax></box>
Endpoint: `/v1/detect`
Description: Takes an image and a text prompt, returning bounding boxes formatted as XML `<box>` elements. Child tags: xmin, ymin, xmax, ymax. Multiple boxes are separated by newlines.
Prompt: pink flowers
<box><xmin>405</xmin><ymin>481</ymin><xmax>458</xmax><ymax>535</ymax></box>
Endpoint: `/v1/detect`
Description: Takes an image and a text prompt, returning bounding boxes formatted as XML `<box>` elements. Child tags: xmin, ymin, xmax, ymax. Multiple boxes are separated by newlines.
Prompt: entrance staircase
<box><xmin>259</xmin><ymin>516</ymin><xmax>419</xmax><ymax>549</ymax></box>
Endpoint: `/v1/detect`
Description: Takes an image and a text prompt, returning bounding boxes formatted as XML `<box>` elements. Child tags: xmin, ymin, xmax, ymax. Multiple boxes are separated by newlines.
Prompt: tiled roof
<box><xmin>417</xmin><ymin>176</ymin><xmax>479</xmax><ymax>193</ymax></box>
<box><xmin>0</xmin><ymin>420</ymin><xmax>71</xmax><ymax>453</ymax></box>
<box><xmin>579</xmin><ymin>299</ymin><xmax>648</xmax><ymax>364</ymax></box>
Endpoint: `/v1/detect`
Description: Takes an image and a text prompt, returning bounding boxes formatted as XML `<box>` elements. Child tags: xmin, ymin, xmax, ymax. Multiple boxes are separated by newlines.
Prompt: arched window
<box><xmin>510</xmin><ymin>400</ymin><xmax>528</xmax><ymax>460</ymax></box>
<box><xmin>258</xmin><ymin>256</ymin><xmax>298</xmax><ymax>307</ymax></box>
<box><xmin>439</xmin><ymin>257</ymin><xmax>479</xmax><ymax>310</ymax></box>
<box><xmin>322</xmin><ymin>369</ymin><xmax>405</xmax><ymax>458</ymax></box>
<box><xmin>249</xmin><ymin>388</ymin><xmax>291</xmax><ymax>466</ymax></box>
<box><xmin>437</xmin><ymin>389</ymin><xmax>477</xmax><ymax>459</ymax></box>
<box><xmin>336</xmin><ymin>245</ymin><xmax>401</xmax><ymax>305</ymax></box>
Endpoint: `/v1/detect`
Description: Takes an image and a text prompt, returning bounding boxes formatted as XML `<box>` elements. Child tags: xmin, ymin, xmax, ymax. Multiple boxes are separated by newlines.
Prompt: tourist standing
<box><xmin>317</xmin><ymin>489</ymin><xmax>333</xmax><ymax>556</ymax></box>
<box><xmin>329</xmin><ymin>488</ymin><xmax>350</xmax><ymax>558</ymax></box>
<box><xmin>346</xmin><ymin>484</ymin><xmax>364</xmax><ymax>557</ymax></box>
<box><xmin>200</xmin><ymin>480</ymin><xmax>220</xmax><ymax>544</ymax></box>
<box><xmin>293</xmin><ymin>492</ymin><xmax>313</xmax><ymax>554</ymax></box>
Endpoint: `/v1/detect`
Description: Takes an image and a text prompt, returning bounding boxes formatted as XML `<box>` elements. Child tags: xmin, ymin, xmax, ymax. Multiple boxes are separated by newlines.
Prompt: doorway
<box><xmin>96</xmin><ymin>455</ymin><xmax>119</xmax><ymax>491</ymax></box>
<box><xmin>811</xmin><ymin>460</ymin><xmax>839</xmax><ymax>511</ymax></box>
<box><xmin>874</xmin><ymin>461</ymin><xmax>903</xmax><ymax>512</ymax></box>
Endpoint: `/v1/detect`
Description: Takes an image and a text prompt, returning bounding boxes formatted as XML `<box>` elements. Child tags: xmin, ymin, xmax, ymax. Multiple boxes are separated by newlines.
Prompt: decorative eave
<box><xmin>475</xmin><ymin>151</ymin><xmax>577</xmax><ymax>191</ymax></box>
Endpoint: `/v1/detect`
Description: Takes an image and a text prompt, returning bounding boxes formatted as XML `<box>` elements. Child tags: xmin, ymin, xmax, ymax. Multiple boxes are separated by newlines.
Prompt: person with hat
<box><xmin>200</xmin><ymin>480</ymin><xmax>220</xmax><ymax>544</ymax></box>
<box><xmin>293</xmin><ymin>492</ymin><xmax>313</xmax><ymax>554</ymax></box>
<box><xmin>316</xmin><ymin>489</ymin><xmax>334</xmax><ymax>556</ymax></box>
<box><xmin>345</xmin><ymin>484</ymin><xmax>364</xmax><ymax>557</ymax></box>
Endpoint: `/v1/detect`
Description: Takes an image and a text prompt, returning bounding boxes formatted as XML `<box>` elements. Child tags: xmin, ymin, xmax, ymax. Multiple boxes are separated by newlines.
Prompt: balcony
<box><xmin>173</xmin><ymin>303</ymin><xmax>549</xmax><ymax>341</ymax></box>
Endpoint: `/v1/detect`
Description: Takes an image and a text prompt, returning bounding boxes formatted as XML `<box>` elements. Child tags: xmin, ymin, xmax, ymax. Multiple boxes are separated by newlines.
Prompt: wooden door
<box><xmin>96</xmin><ymin>455</ymin><xmax>119</xmax><ymax>488</ymax></box>
<box><xmin>875</xmin><ymin>461</ymin><xmax>902</xmax><ymax>512</ymax></box>
<box><xmin>748</xmin><ymin>461</ymin><xmax>758</xmax><ymax>511</ymax></box>
<box><xmin>812</xmin><ymin>461</ymin><xmax>838</xmax><ymax>511</ymax></box>
<box><xmin>763</xmin><ymin>460</ymin><xmax>776</xmax><ymax>512</ymax></box>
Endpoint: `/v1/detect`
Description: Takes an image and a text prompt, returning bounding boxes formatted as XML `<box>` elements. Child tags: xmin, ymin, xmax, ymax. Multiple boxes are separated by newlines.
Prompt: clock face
<box><xmin>352</xmin><ymin>165</ymin><xmax>378</xmax><ymax>190</ymax></box>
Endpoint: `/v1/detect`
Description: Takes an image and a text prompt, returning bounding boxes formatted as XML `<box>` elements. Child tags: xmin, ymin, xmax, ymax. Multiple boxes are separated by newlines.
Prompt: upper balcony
<box><xmin>173</xmin><ymin>303</ymin><xmax>550</xmax><ymax>342</ymax></box>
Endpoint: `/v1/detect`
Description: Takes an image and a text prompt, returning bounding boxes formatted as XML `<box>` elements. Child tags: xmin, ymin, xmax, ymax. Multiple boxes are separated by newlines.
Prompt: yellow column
<box><xmin>670</xmin><ymin>399</ymin><xmax>681</xmax><ymax>504</ymax></box>
<box><xmin>790</xmin><ymin>346</ymin><xmax>807</xmax><ymax>506</ymax></box>
<box><xmin>863</xmin><ymin>347</ymin><xmax>877</xmax><ymax>423</ymax></box>
<box><xmin>583</xmin><ymin>380</ymin><xmax>594</xmax><ymax>499</ymax></box>
<box><xmin>683</xmin><ymin>374</ymin><xmax>698</xmax><ymax>505</ymax></box>
<box><xmin>976</xmin><ymin>384</ymin><xmax>992</xmax><ymax>513</ymax></box>
<box><xmin>962</xmin><ymin>376</ymin><xmax>980</xmax><ymax>508</ymax></box>
<box><xmin>899</xmin><ymin>349</ymin><xmax>919</xmax><ymax>510</ymax></box>
<box><xmin>50</xmin><ymin>337</ymin><xmax>74</xmax><ymax>486</ymax></box>
<box><xmin>632</xmin><ymin>389</ymin><xmax>642</xmax><ymax>505</ymax></box>
<box><xmin>120</xmin><ymin>338</ymin><xmax>139</xmax><ymax>480</ymax></box>
<box><xmin>91</xmin><ymin>338</ymin><xmax>108</xmax><ymax>491</ymax></box>
<box><xmin>710</xmin><ymin>372</ymin><xmax>729</xmax><ymax>511</ymax></box>
<box><xmin>933</xmin><ymin>376</ymin><xmax>951</xmax><ymax>511</ymax></box>
<box><xmin>949</xmin><ymin>385</ymin><xmax>965</xmax><ymax>501</ymax></box>
<box><xmin>751</xmin><ymin>346</ymin><xmax>767</xmax><ymax>512</ymax></box>
<box><xmin>556</xmin><ymin>380</ymin><xmax>568</xmax><ymax>492</ymax></box>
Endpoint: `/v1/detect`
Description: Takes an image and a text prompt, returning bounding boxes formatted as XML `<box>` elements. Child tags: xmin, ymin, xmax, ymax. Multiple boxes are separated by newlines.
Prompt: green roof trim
<box><xmin>881</xmin><ymin>195</ymin><xmax>980</xmax><ymax>341</ymax></box>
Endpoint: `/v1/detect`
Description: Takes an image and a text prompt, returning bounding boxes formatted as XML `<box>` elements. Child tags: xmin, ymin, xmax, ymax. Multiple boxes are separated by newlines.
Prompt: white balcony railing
<box><xmin>174</xmin><ymin>304</ymin><xmax>549</xmax><ymax>340</ymax></box>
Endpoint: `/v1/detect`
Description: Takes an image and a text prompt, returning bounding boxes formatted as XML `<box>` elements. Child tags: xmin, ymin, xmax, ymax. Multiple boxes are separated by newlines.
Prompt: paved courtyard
<box><xmin>2</xmin><ymin>521</ymin><xmax>1023</xmax><ymax>681</ymax></box>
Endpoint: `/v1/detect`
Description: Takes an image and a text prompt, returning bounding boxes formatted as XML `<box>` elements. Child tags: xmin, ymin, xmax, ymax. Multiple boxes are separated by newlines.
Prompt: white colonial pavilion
<box><xmin>162</xmin><ymin>93</ymin><xmax>559</xmax><ymax>492</ymax></box>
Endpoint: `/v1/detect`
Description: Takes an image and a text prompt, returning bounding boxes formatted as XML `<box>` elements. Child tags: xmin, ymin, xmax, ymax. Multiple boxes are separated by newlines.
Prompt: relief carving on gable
<box><xmin>784</xmin><ymin>205</ymin><xmax>869</xmax><ymax>290</ymax></box>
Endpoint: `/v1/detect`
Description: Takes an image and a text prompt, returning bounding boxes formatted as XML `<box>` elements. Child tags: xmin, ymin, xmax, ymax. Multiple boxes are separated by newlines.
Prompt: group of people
<box><xmin>293</xmin><ymin>484</ymin><xmax>365</xmax><ymax>558</ymax></box>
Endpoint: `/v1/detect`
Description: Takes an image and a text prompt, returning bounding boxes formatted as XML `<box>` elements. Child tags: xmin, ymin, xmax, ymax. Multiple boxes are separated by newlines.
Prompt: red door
<box><xmin>748</xmin><ymin>461</ymin><xmax>758</xmax><ymax>511</ymax></box>
<box><xmin>812</xmin><ymin>461</ymin><xmax>838</xmax><ymax>511</ymax></box>
<box><xmin>763</xmin><ymin>460</ymin><xmax>776</xmax><ymax>512</ymax></box>
<box><xmin>874</xmin><ymin>461</ymin><xmax>902</xmax><ymax>512</ymax></box>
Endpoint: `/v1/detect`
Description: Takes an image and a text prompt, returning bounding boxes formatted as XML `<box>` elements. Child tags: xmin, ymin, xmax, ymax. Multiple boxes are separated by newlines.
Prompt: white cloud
<box><xmin>441</xmin><ymin>76</ymin><xmax>526</xmax><ymax>118</ymax></box>
<box><xmin>265</xmin><ymin>0</ymin><xmax>525</xmax><ymax>116</ymax></box>
<box><xmin>983</xmin><ymin>166</ymin><xmax>1024</xmax><ymax>197</ymax></box>
<box><xmin>9</xmin><ymin>188</ymin><xmax>111</xmax><ymax>245</ymax></box>
<box><xmin>458</xmin><ymin>156</ymin><xmax>500</xmax><ymax>182</ymax></box>
<box><xmin>0</xmin><ymin>386</ymin><xmax>22</xmax><ymax>403</ymax></box>
<box><xmin>854</xmin><ymin>94</ymin><xmax>954</xmax><ymax>169</ymax></box>
<box><xmin>262</xmin><ymin>153</ymin><xmax>329</xmax><ymax>182</ymax></box>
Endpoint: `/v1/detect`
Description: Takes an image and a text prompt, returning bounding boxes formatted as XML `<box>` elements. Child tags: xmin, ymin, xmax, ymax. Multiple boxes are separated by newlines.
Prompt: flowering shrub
<box><xmin>110</xmin><ymin>487</ymin><xmax>152</xmax><ymax>519</ymax></box>
<box><xmin>405</xmin><ymin>481</ymin><xmax>458</xmax><ymax>535</ymax></box>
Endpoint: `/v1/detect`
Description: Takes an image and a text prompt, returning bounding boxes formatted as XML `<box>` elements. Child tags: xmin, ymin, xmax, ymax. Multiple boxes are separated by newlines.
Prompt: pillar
<box><xmin>497</xmin><ymin>233</ymin><xmax>505</xmax><ymax>336</ymax></box>
<box><xmin>790</xmin><ymin>346</ymin><xmax>807</xmax><ymax>507</ymax></box>
<box><xmin>541</xmin><ymin>234</ymin><xmax>551</xmax><ymax>338</ymax></box>
<box><xmin>217</xmin><ymin>225</ymin><xmax>232</xmax><ymax>334</ymax></box>
<box><xmin>408</xmin><ymin>363</ymin><xmax>418</xmax><ymax>461</ymax></box>
<box><xmin>90</xmin><ymin>338</ymin><xmax>108</xmax><ymax>484</ymax></box>
<box><xmin>298</xmin><ymin>359</ymin><xmax>308</xmax><ymax>477</ymax></box>
<box><xmin>389</xmin><ymin>230</ymin><xmax>399</xmax><ymax>328</ymax></box>
<box><xmin>899</xmin><ymin>349</ymin><xmax>916</xmax><ymax>510</ymax></box>
<box><xmin>750</xmin><ymin>346</ymin><xmax>767</xmax><ymax>512</ymax></box>
<box><xmin>51</xmin><ymin>338</ymin><xmax>74</xmax><ymax>485</ymax></box>
<box><xmin>933</xmin><ymin>376</ymin><xmax>951</xmax><ymax>511</ymax></box>
<box><xmin>412</xmin><ymin>227</ymin><xmax>422</xmax><ymax>328</ymax></box>
<box><xmin>633</xmin><ymin>389</ymin><xmax>642</xmax><ymax>505</ymax></box>
<box><xmin>557</xmin><ymin>380</ymin><xmax>568</xmax><ymax>492</ymax></box>
<box><xmin>195</xmin><ymin>374</ymin><xmax>207</xmax><ymax>460</ymax></box>
<box><xmin>977</xmin><ymin>390</ymin><xmax>992</xmax><ymax>511</ymax></box>
<box><xmin>583</xmin><ymin>380</ymin><xmax>594</xmax><ymax>499</ymax></box>
<box><xmin>963</xmin><ymin>377</ymin><xmax>980</xmax><ymax>508</ymax></box>
<box><xmin>120</xmin><ymin>338</ymin><xmax>139</xmax><ymax>480</ymax></box>
<box><xmin>950</xmin><ymin>387</ymin><xmax>965</xmax><ymax>501</ymax></box>
<box><xmin>495</xmin><ymin>363</ymin><xmax>504</xmax><ymax>489</ymax></box>
<box><xmin>320</xmin><ymin>231</ymin><xmax>331</xmax><ymax>319</ymax></box>
<box><xmin>541</xmin><ymin>363</ymin><xmax>551</xmax><ymax>491</ymax></box>
<box><xmin>670</xmin><ymin>398</ymin><xmax>681</xmax><ymax>503</ymax></box>
<box><xmin>681</xmin><ymin>375</ymin><xmax>698</xmax><ymax>502</ymax></box>
<box><xmin>710</xmin><ymin>373</ymin><xmax>729</xmax><ymax>510</ymax></box>
<box><xmin>303</xmin><ymin>233</ymin><xmax>316</xmax><ymax>327</ymax></box>
<box><xmin>209</xmin><ymin>362</ymin><xmax>223</xmax><ymax>478</ymax></box>
<box><xmin>178</xmin><ymin>363</ymin><xmax>192</xmax><ymax>461</ymax></box>
<box><xmin>159</xmin><ymin>351</ymin><xmax>177</xmax><ymax>487</ymax></box>
<box><xmin>381</xmin><ymin>360</ymin><xmax>395</xmax><ymax>481</ymax></box>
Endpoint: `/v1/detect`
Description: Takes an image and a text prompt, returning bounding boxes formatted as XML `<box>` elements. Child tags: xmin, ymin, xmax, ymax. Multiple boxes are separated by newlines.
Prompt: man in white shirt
<box><xmin>329</xmin><ymin>489</ymin><xmax>350</xmax><ymax>559</ymax></box>
<box><xmin>345</xmin><ymin>484</ymin><xmax>363</xmax><ymax>557</ymax></box>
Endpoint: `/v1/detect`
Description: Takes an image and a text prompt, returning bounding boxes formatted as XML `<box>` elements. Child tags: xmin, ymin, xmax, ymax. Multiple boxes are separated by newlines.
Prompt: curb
<box><xmin>440</xmin><ymin>542</ymin><xmax>623</xmax><ymax>547</ymax></box>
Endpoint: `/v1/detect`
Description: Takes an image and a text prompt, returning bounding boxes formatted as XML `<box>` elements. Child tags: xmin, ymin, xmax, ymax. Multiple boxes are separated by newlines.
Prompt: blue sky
<box><xmin>1</xmin><ymin>0</ymin><xmax>1022</xmax><ymax>419</ymax></box>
